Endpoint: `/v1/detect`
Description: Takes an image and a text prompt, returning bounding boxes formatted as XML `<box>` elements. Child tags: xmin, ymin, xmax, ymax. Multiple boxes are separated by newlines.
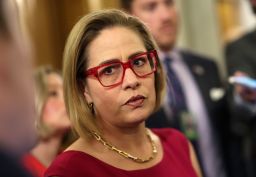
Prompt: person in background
<box><xmin>120</xmin><ymin>0</ymin><xmax>230</xmax><ymax>177</ymax></box>
<box><xmin>22</xmin><ymin>66</ymin><xmax>72</xmax><ymax>177</ymax></box>
<box><xmin>0</xmin><ymin>0</ymin><xmax>36</xmax><ymax>176</ymax></box>
<box><xmin>225</xmin><ymin>1</ymin><xmax>256</xmax><ymax>176</ymax></box>
<box><xmin>45</xmin><ymin>9</ymin><xmax>202</xmax><ymax>177</ymax></box>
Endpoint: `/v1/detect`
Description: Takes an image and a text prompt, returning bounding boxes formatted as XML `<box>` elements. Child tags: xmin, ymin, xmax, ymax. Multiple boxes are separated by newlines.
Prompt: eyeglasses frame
<box><xmin>85</xmin><ymin>50</ymin><xmax>158</xmax><ymax>87</ymax></box>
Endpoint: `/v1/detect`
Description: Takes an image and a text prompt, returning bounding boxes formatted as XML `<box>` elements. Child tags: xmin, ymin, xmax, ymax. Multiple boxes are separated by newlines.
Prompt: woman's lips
<box><xmin>125</xmin><ymin>95</ymin><xmax>145</xmax><ymax>107</ymax></box>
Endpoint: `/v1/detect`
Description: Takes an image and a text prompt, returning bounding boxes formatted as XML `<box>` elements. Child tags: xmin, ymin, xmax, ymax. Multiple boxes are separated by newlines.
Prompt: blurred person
<box><xmin>22</xmin><ymin>66</ymin><xmax>72</xmax><ymax>177</ymax></box>
<box><xmin>121</xmin><ymin>0</ymin><xmax>230</xmax><ymax>177</ymax></box>
<box><xmin>0</xmin><ymin>0</ymin><xmax>36</xmax><ymax>176</ymax></box>
<box><xmin>225</xmin><ymin>0</ymin><xmax>256</xmax><ymax>176</ymax></box>
<box><xmin>45</xmin><ymin>9</ymin><xmax>202</xmax><ymax>177</ymax></box>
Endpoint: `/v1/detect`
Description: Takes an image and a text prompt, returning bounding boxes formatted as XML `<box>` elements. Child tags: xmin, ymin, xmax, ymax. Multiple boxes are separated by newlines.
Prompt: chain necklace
<box><xmin>90</xmin><ymin>129</ymin><xmax>157</xmax><ymax>163</ymax></box>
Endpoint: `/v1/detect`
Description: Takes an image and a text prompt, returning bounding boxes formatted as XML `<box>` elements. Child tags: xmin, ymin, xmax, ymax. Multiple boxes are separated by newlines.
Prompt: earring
<box><xmin>88</xmin><ymin>103</ymin><xmax>93</xmax><ymax>109</ymax></box>
<box><xmin>88</xmin><ymin>103</ymin><xmax>94</xmax><ymax>114</ymax></box>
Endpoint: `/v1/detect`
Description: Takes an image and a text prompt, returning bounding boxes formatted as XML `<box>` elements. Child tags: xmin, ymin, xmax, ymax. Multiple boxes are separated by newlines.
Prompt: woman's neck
<box><xmin>66</xmin><ymin>127</ymin><xmax>162</xmax><ymax>171</ymax></box>
<box><xmin>31</xmin><ymin>135</ymin><xmax>63</xmax><ymax>167</ymax></box>
<box><xmin>102</xmin><ymin>124</ymin><xmax>146</xmax><ymax>145</ymax></box>
<box><xmin>94</xmin><ymin>123</ymin><xmax>152</xmax><ymax>158</ymax></box>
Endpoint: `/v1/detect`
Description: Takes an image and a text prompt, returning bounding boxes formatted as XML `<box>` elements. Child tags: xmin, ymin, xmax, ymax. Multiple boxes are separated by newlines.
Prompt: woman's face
<box><xmin>84</xmin><ymin>26</ymin><xmax>156</xmax><ymax>129</ymax></box>
<box><xmin>42</xmin><ymin>73</ymin><xmax>70</xmax><ymax>134</ymax></box>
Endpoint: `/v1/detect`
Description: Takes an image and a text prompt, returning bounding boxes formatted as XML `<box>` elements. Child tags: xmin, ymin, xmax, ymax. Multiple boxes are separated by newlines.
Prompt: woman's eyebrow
<box><xmin>98</xmin><ymin>58</ymin><xmax>120</xmax><ymax>66</ymax></box>
<box><xmin>128</xmin><ymin>51</ymin><xmax>146</xmax><ymax>60</ymax></box>
<box><xmin>97</xmin><ymin>51</ymin><xmax>146</xmax><ymax>65</ymax></box>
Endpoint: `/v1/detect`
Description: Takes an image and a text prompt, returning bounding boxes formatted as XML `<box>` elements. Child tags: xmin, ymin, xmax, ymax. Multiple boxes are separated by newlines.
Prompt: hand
<box><xmin>234</xmin><ymin>71</ymin><xmax>256</xmax><ymax>103</ymax></box>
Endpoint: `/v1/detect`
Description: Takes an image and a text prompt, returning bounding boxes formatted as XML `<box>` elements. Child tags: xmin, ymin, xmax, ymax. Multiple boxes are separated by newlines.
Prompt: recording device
<box><xmin>229</xmin><ymin>76</ymin><xmax>256</xmax><ymax>89</ymax></box>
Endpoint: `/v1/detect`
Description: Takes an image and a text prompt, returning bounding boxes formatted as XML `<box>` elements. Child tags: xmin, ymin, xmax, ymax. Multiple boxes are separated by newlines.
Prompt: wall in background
<box><xmin>15</xmin><ymin>0</ymin><xmax>120</xmax><ymax>69</ymax></box>
<box><xmin>15</xmin><ymin>0</ymin><xmax>255</xmax><ymax>79</ymax></box>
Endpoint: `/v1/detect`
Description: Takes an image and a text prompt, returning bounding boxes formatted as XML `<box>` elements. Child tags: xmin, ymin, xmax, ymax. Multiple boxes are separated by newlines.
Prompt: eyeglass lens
<box><xmin>97</xmin><ymin>53</ymin><xmax>156</xmax><ymax>86</ymax></box>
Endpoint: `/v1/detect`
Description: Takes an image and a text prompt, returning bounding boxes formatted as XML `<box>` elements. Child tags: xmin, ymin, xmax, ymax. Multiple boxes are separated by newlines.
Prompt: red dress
<box><xmin>45</xmin><ymin>128</ymin><xmax>198</xmax><ymax>177</ymax></box>
<box><xmin>23</xmin><ymin>154</ymin><xmax>46</xmax><ymax>177</ymax></box>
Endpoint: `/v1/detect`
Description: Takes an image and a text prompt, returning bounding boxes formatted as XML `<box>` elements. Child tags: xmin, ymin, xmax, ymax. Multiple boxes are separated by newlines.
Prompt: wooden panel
<box><xmin>17</xmin><ymin>0</ymin><xmax>120</xmax><ymax>69</ymax></box>
<box><xmin>217</xmin><ymin>0</ymin><xmax>241</xmax><ymax>42</ymax></box>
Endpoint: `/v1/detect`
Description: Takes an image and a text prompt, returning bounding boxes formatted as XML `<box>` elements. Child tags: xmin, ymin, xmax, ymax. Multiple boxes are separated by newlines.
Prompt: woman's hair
<box><xmin>0</xmin><ymin>0</ymin><xmax>16</xmax><ymax>39</ymax></box>
<box><xmin>63</xmin><ymin>9</ymin><xmax>165</xmax><ymax>138</ymax></box>
<box><xmin>34</xmin><ymin>65</ymin><xmax>61</xmax><ymax>139</ymax></box>
<box><xmin>0</xmin><ymin>1</ymin><xmax>9</xmax><ymax>37</ymax></box>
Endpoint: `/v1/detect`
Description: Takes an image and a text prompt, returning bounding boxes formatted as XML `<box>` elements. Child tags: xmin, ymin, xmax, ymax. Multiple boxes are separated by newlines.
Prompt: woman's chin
<box><xmin>124</xmin><ymin>112</ymin><xmax>150</xmax><ymax>128</ymax></box>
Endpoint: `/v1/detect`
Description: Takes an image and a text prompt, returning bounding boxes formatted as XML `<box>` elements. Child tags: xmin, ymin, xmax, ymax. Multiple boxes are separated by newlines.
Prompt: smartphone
<box><xmin>229</xmin><ymin>76</ymin><xmax>256</xmax><ymax>89</ymax></box>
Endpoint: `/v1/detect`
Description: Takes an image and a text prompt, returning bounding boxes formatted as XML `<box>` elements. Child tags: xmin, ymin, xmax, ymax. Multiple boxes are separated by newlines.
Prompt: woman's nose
<box><xmin>121</xmin><ymin>68</ymin><xmax>140</xmax><ymax>90</ymax></box>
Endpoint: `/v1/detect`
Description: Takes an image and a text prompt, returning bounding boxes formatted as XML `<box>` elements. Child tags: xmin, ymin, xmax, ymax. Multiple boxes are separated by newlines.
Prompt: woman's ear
<box><xmin>84</xmin><ymin>85</ymin><xmax>92</xmax><ymax>103</ymax></box>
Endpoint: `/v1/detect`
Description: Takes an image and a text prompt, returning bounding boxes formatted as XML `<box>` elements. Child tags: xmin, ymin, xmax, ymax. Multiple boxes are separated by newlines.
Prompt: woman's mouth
<box><xmin>125</xmin><ymin>95</ymin><xmax>145</xmax><ymax>108</ymax></box>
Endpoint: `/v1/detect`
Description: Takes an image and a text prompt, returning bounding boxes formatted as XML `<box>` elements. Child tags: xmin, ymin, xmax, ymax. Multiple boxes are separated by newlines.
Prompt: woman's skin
<box><xmin>69</xmin><ymin>26</ymin><xmax>162</xmax><ymax>170</ymax></box>
<box><xmin>31</xmin><ymin>73</ymin><xmax>70</xmax><ymax>167</ymax></box>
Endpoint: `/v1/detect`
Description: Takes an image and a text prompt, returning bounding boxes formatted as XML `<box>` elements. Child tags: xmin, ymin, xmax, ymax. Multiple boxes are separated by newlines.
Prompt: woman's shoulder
<box><xmin>150</xmin><ymin>128</ymin><xmax>191</xmax><ymax>166</ymax></box>
<box><xmin>151</xmin><ymin>128</ymin><xmax>187</xmax><ymax>141</ymax></box>
<box><xmin>45</xmin><ymin>151</ymin><xmax>82</xmax><ymax>168</ymax></box>
<box><xmin>45</xmin><ymin>151</ymin><xmax>92</xmax><ymax>177</ymax></box>
<box><xmin>51</xmin><ymin>150</ymin><xmax>87</xmax><ymax>163</ymax></box>
<box><xmin>150</xmin><ymin>128</ymin><xmax>189</xmax><ymax>150</ymax></box>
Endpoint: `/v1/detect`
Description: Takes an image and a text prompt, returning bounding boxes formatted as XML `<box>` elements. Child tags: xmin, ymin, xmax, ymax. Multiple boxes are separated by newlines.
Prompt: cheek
<box><xmin>149</xmin><ymin>80</ymin><xmax>156</xmax><ymax>103</ymax></box>
<box><xmin>147</xmin><ymin>19</ymin><xmax>157</xmax><ymax>30</ymax></box>
<box><xmin>42</xmin><ymin>100</ymin><xmax>63</xmax><ymax>119</ymax></box>
<box><xmin>87</xmin><ymin>80</ymin><xmax>117</xmax><ymax>107</ymax></box>
<box><xmin>90</xmin><ymin>88</ymin><xmax>121</xmax><ymax>114</ymax></box>
<box><xmin>41</xmin><ymin>99</ymin><xmax>71</xmax><ymax>131</ymax></box>
<box><xmin>94</xmin><ymin>91</ymin><xmax>119</xmax><ymax>108</ymax></box>
<box><xmin>45</xmin><ymin>100</ymin><xmax>58</xmax><ymax>111</ymax></box>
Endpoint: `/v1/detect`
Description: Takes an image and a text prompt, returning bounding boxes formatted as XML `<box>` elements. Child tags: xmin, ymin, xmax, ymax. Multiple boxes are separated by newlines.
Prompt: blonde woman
<box><xmin>23</xmin><ymin>66</ymin><xmax>71</xmax><ymax>177</ymax></box>
<box><xmin>45</xmin><ymin>10</ymin><xmax>202</xmax><ymax>177</ymax></box>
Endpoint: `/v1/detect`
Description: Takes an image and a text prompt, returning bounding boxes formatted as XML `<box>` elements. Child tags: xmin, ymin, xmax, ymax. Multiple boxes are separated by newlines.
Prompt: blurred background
<box><xmin>15</xmin><ymin>0</ymin><xmax>256</xmax><ymax>78</ymax></box>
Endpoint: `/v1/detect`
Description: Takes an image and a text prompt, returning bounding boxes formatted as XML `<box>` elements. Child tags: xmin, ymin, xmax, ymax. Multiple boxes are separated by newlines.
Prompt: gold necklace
<box><xmin>90</xmin><ymin>129</ymin><xmax>157</xmax><ymax>163</ymax></box>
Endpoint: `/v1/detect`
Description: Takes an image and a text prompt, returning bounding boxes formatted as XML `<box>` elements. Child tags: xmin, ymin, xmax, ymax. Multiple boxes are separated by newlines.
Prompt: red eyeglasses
<box><xmin>85</xmin><ymin>50</ymin><xmax>158</xmax><ymax>87</ymax></box>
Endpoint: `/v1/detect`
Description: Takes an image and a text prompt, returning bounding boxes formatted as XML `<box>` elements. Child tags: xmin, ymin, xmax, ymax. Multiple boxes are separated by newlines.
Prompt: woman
<box><xmin>45</xmin><ymin>9</ymin><xmax>202</xmax><ymax>177</ymax></box>
<box><xmin>23</xmin><ymin>66</ymin><xmax>72</xmax><ymax>177</ymax></box>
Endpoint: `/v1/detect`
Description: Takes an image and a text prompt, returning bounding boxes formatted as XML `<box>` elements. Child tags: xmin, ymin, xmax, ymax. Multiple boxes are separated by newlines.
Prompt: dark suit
<box><xmin>225</xmin><ymin>29</ymin><xmax>256</xmax><ymax>177</ymax></box>
<box><xmin>226</xmin><ymin>29</ymin><xmax>256</xmax><ymax>78</ymax></box>
<box><xmin>146</xmin><ymin>50</ymin><xmax>230</xmax><ymax>177</ymax></box>
<box><xmin>0</xmin><ymin>150</ymin><xmax>32</xmax><ymax>177</ymax></box>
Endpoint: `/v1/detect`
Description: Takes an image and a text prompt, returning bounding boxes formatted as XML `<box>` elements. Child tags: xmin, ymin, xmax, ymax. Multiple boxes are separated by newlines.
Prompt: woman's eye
<box><xmin>103</xmin><ymin>67</ymin><xmax>115</xmax><ymax>75</ymax></box>
<box><xmin>133</xmin><ymin>57</ymin><xmax>146</xmax><ymax>67</ymax></box>
<box><xmin>48</xmin><ymin>90</ymin><xmax>58</xmax><ymax>97</ymax></box>
<box><xmin>99</xmin><ymin>64</ymin><xmax>120</xmax><ymax>76</ymax></box>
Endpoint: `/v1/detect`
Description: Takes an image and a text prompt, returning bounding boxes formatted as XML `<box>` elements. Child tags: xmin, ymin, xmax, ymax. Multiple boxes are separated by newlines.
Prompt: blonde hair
<box><xmin>34</xmin><ymin>66</ymin><xmax>61</xmax><ymax>139</ymax></box>
<box><xmin>63</xmin><ymin>9</ymin><xmax>165</xmax><ymax>138</ymax></box>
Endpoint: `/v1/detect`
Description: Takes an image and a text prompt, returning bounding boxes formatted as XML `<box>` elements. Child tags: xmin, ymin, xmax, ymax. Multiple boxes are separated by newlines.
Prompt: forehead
<box><xmin>47</xmin><ymin>73</ymin><xmax>62</xmax><ymax>85</ymax></box>
<box><xmin>87</xmin><ymin>26</ymin><xmax>146</xmax><ymax>66</ymax></box>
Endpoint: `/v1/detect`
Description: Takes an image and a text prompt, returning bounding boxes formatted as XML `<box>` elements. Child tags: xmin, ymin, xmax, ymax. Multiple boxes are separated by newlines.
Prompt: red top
<box><xmin>23</xmin><ymin>154</ymin><xmax>46</xmax><ymax>177</ymax></box>
<box><xmin>45</xmin><ymin>128</ymin><xmax>198</xmax><ymax>177</ymax></box>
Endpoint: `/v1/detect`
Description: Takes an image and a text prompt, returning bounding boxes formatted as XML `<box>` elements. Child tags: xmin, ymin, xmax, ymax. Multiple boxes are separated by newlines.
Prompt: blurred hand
<box><xmin>234</xmin><ymin>71</ymin><xmax>256</xmax><ymax>103</ymax></box>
